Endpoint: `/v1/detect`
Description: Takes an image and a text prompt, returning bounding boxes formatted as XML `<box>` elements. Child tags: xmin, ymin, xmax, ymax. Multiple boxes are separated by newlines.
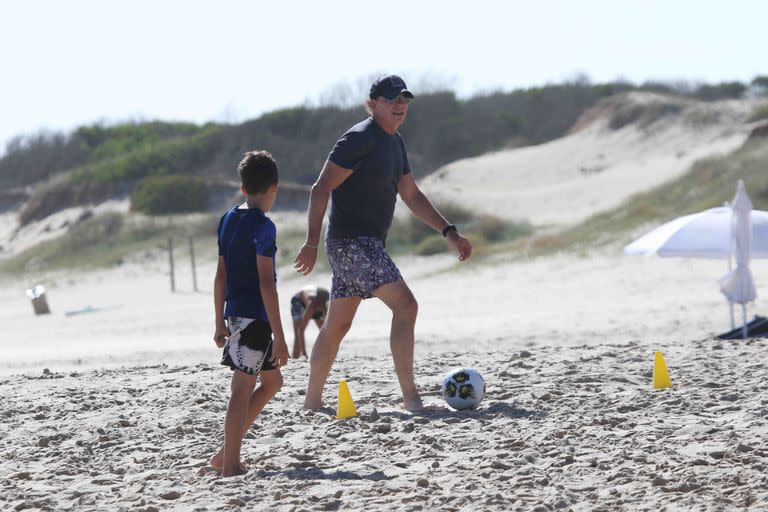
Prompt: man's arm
<box><xmin>257</xmin><ymin>255</ymin><xmax>288</xmax><ymax>367</ymax></box>
<box><xmin>398</xmin><ymin>173</ymin><xmax>473</xmax><ymax>261</ymax></box>
<box><xmin>213</xmin><ymin>256</ymin><xmax>229</xmax><ymax>347</ymax></box>
<box><xmin>294</xmin><ymin>160</ymin><xmax>352</xmax><ymax>275</ymax></box>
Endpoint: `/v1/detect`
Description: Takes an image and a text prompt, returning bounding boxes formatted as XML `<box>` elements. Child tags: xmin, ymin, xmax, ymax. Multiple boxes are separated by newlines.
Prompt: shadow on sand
<box><xmin>253</xmin><ymin>467</ymin><xmax>393</xmax><ymax>482</ymax></box>
<box><xmin>378</xmin><ymin>401</ymin><xmax>548</xmax><ymax>421</ymax></box>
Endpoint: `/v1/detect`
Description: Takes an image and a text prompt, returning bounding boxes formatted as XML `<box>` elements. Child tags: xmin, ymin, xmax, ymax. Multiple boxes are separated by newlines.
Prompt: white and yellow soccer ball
<box><xmin>441</xmin><ymin>367</ymin><xmax>486</xmax><ymax>410</ymax></box>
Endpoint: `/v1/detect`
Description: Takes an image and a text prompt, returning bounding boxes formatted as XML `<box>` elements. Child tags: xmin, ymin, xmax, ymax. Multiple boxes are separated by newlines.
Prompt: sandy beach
<box><xmin>1</xmin><ymin>247</ymin><xmax>767</xmax><ymax>511</ymax></box>
<box><xmin>2</xmin><ymin>91</ymin><xmax>767</xmax><ymax>510</ymax></box>
<box><xmin>1</xmin><ymin>338</ymin><xmax>766</xmax><ymax>511</ymax></box>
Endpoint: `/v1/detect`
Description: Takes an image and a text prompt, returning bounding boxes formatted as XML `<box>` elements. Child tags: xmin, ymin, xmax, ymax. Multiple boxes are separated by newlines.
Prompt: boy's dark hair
<box><xmin>237</xmin><ymin>151</ymin><xmax>279</xmax><ymax>194</ymax></box>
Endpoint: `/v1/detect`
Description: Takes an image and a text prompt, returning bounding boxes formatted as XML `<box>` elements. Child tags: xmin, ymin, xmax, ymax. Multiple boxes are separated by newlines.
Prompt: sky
<box><xmin>1</xmin><ymin>0</ymin><xmax>766</xmax><ymax>153</ymax></box>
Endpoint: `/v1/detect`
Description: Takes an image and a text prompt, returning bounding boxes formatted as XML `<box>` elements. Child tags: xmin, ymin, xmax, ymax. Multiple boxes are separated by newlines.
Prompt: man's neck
<box><xmin>371</xmin><ymin>113</ymin><xmax>397</xmax><ymax>135</ymax></box>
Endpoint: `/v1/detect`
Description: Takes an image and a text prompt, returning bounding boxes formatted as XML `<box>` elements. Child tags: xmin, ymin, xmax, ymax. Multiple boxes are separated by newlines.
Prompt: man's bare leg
<box><xmin>211</xmin><ymin>369</ymin><xmax>283</xmax><ymax>470</ymax></box>
<box><xmin>372</xmin><ymin>279</ymin><xmax>423</xmax><ymax>411</ymax></box>
<box><xmin>303</xmin><ymin>296</ymin><xmax>361</xmax><ymax>410</ymax></box>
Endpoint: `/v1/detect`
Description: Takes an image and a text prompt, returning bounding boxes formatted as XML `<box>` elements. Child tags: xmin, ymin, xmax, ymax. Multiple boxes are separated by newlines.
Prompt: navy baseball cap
<box><xmin>369</xmin><ymin>75</ymin><xmax>415</xmax><ymax>100</ymax></box>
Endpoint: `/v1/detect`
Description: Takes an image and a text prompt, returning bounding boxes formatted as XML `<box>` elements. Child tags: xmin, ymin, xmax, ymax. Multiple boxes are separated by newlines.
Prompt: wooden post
<box><xmin>168</xmin><ymin>237</ymin><xmax>176</xmax><ymax>293</ymax></box>
<box><xmin>189</xmin><ymin>236</ymin><xmax>198</xmax><ymax>293</ymax></box>
<box><xmin>27</xmin><ymin>285</ymin><xmax>51</xmax><ymax>315</ymax></box>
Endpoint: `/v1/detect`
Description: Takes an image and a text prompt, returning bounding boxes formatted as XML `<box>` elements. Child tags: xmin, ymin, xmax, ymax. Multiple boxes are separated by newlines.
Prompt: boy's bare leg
<box><xmin>372</xmin><ymin>279</ymin><xmax>423</xmax><ymax>411</ymax></box>
<box><xmin>303</xmin><ymin>296</ymin><xmax>361</xmax><ymax>410</ymax></box>
<box><xmin>211</xmin><ymin>370</ymin><xmax>283</xmax><ymax>470</ymax></box>
<box><xmin>221</xmin><ymin>370</ymin><xmax>257</xmax><ymax>477</ymax></box>
<box><xmin>291</xmin><ymin>320</ymin><xmax>302</xmax><ymax>359</ymax></box>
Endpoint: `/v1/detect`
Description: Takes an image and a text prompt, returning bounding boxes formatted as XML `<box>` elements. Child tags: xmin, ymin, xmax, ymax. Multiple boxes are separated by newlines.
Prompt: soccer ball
<box><xmin>442</xmin><ymin>367</ymin><xmax>486</xmax><ymax>410</ymax></box>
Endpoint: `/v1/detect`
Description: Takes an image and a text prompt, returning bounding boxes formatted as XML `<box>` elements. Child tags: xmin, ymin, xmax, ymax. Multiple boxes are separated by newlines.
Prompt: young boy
<box><xmin>211</xmin><ymin>150</ymin><xmax>289</xmax><ymax>477</ymax></box>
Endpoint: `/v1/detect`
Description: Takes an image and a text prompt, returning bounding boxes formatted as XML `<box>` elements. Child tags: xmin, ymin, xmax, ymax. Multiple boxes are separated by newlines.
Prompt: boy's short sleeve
<box><xmin>216</xmin><ymin>214</ymin><xmax>226</xmax><ymax>256</ymax></box>
<box><xmin>328</xmin><ymin>130</ymin><xmax>373</xmax><ymax>171</ymax></box>
<box><xmin>253</xmin><ymin>219</ymin><xmax>277</xmax><ymax>258</ymax></box>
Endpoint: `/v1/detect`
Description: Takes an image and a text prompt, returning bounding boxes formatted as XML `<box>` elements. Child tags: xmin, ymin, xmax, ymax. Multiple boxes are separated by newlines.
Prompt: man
<box><xmin>294</xmin><ymin>74</ymin><xmax>472</xmax><ymax>412</ymax></box>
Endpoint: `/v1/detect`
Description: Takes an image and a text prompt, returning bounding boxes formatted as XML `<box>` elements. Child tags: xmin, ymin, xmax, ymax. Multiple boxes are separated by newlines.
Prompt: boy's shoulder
<box><xmin>218</xmin><ymin>208</ymin><xmax>274</xmax><ymax>232</ymax></box>
<box><xmin>254</xmin><ymin>213</ymin><xmax>277</xmax><ymax>240</ymax></box>
<box><xmin>217</xmin><ymin>206</ymin><xmax>237</xmax><ymax>231</ymax></box>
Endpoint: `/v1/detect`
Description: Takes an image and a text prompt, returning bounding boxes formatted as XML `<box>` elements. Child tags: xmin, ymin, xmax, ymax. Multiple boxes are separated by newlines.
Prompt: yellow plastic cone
<box><xmin>336</xmin><ymin>379</ymin><xmax>358</xmax><ymax>419</ymax></box>
<box><xmin>653</xmin><ymin>351</ymin><xmax>672</xmax><ymax>389</ymax></box>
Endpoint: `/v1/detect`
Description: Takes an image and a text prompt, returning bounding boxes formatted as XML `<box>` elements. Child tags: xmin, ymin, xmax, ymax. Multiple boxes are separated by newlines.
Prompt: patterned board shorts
<box><xmin>221</xmin><ymin>317</ymin><xmax>277</xmax><ymax>375</ymax></box>
<box><xmin>325</xmin><ymin>236</ymin><xmax>402</xmax><ymax>299</ymax></box>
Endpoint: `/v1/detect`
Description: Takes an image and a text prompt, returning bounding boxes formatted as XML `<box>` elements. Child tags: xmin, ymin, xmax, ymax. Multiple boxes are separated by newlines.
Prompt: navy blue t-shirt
<box><xmin>327</xmin><ymin>117</ymin><xmax>411</xmax><ymax>242</ymax></box>
<box><xmin>217</xmin><ymin>206</ymin><xmax>277</xmax><ymax>322</ymax></box>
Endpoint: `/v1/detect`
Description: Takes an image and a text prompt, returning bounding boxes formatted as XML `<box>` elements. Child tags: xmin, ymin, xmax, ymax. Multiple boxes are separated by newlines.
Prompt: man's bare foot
<box><xmin>303</xmin><ymin>398</ymin><xmax>323</xmax><ymax>411</ymax></box>
<box><xmin>403</xmin><ymin>398</ymin><xmax>448</xmax><ymax>413</ymax></box>
<box><xmin>221</xmin><ymin>465</ymin><xmax>248</xmax><ymax>478</ymax></box>
<box><xmin>210</xmin><ymin>450</ymin><xmax>247</xmax><ymax>472</ymax></box>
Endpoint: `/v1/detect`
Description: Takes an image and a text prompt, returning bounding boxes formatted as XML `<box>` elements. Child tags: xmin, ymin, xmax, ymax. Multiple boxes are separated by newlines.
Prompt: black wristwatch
<box><xmin>441</xmin><ymin>224</ymin><xmax>457</xmax><ymax>237</ymax></box>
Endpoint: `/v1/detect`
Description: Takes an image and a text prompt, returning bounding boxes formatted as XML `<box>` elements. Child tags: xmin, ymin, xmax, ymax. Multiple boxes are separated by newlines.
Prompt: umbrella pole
<box><xmin>742</xmin><ymin>304</ymin><xmax>748</xmax><ymax>339</ymax></box>
<box><xmin>727</xmin><ymin>254</ymin><xmax>735</xmax><ymax>330</ymax></box>
<box><xmin>729</xmin><ymin>302</ymin><xmax>735</xmax><ymax>330</ymax></box>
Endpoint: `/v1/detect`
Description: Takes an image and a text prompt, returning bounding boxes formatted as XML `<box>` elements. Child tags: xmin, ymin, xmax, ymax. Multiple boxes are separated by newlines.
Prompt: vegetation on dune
<box><xmin>0</xmin><ymin>212</ymin><xmax>222</xmax><ymax>276</ymax></box>
<box><xmin>7</xmin><ymin>76</ymin><xmax>766</xmax><ymax>225</ymax></box>
<box><xmin>1</xmin><ymin>200</ymin><xmax>529</xmax><ymax>276</ymax></box>
<box><xmin>747</xmin><ymin>103</ymin><xmax>768</xmax><ymax>123</ymax></box>
<box><xmin>3</xmin><ymin>75</ymin><xmax>768</xmax><ymax>276</ymax></box>
<box><xmin>0</xmin><ymin>121</ymin><xmax>211</xmax><ymax>189</ymax></box>
<box><xmin>525</xmin><ymin>137</ymin><xmax>768</xmax><ymax>257</ymax></box>
<box><xmin>131</xmin><ymin>175</ymin><xmax>209</xmax><ymax>215</ymax></box>
<box><xmin>388</xmin><ymin>201</ymin><xmax>533</xmax><ymax>256</ymax></box>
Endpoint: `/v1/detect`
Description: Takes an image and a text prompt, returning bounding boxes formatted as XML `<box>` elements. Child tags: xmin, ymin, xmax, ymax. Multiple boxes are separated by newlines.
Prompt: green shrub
<box><xmin>131</xmin><ymin>175</ymin><xmax>209</xmax><ymax>215</ymax></box>
<box><xmin>748</xmin><ymin>104</ymin><xmax>768</xmax><ymax>123</ymax></box>
<box><xmin>387</xmin><ymin>200</ymin><xmax>533</xmax><ymax>254</ymax></box>
<box><xmin>20</xmin><ymin>175</ymin><xmax>118</xmax><ymax>225</ymax></box>
<box><xmin>475</xmin><ymin>215</ymin><xmax>532</xmax><ymax>242</ymax></box>
<box><xmin>415</xmin><ymin>234</ymin><xmax>449</xmax><ymax>255</ymax></box>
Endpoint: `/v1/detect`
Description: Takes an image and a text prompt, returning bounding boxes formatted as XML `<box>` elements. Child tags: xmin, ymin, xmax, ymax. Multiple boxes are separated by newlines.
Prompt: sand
<box><xmin>1</xmin><ymin>248</ymin><xmax>767</xmax><ymax>511</ymax></box>
<box><xmin>2</xmin><ymin>92</ymin><xmax>767</xmax><ymax>510</ymax></box>
<box><xmin>1</xmin><ymin>339</ymin><xmax>766</xmax><ymax>511</ymax></box>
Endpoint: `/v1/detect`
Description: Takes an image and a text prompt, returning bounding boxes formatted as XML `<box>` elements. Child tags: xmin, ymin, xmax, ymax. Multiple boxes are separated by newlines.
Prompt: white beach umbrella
<box><xmin>623</xmin><ymin>207</ymin><xmax>768</xmax><ymax>258</ymax></box>
<box><xmin>624</xmin><ymin>181</ymin><xmax>768</xmax><ymax>336</ymax></box>
<box><xmin>718</xmin><ymin>180</ymin><xmax>757</xmax><ymax>337</ymax></box>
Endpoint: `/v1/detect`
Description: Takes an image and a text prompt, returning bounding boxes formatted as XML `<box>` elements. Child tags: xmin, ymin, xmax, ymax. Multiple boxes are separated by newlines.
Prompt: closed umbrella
<box><xmin>718</xmin><ymin>180</ymin><xmax>757</xmax><ymax>338</ymax></box>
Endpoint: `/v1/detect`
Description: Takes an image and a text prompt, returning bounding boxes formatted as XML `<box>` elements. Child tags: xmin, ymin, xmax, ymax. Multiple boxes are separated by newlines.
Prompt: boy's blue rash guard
<box><xmin>217</xmin><ymin>207</ymin><xmax>277</xmax><ymax>322</ymax></box>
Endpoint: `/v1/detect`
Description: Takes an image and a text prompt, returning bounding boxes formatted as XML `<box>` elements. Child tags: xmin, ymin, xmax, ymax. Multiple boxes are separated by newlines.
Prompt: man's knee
<box><xmin>323</xmin><ymin>318</ymin><xmax>354</xmax><ymax>339</ymax></box>
<box><xmin>394</xmin><ymin>294</ymin><xmax>418</xmax><ymax>321</ymax></box>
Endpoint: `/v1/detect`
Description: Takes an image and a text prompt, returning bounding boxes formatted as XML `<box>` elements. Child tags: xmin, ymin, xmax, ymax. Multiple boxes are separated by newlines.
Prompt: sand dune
<box><xmin>419</xmin><ymin>92</ymin><xmax>759</xmax><ymax>226</ymax></box>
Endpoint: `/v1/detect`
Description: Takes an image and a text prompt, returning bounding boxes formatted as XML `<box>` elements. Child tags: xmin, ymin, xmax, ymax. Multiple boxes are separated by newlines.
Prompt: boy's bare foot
<box><xmin>210</xmin><ymin>451</ymin><xmax>247</xmax><ymax>472</ymax></box>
